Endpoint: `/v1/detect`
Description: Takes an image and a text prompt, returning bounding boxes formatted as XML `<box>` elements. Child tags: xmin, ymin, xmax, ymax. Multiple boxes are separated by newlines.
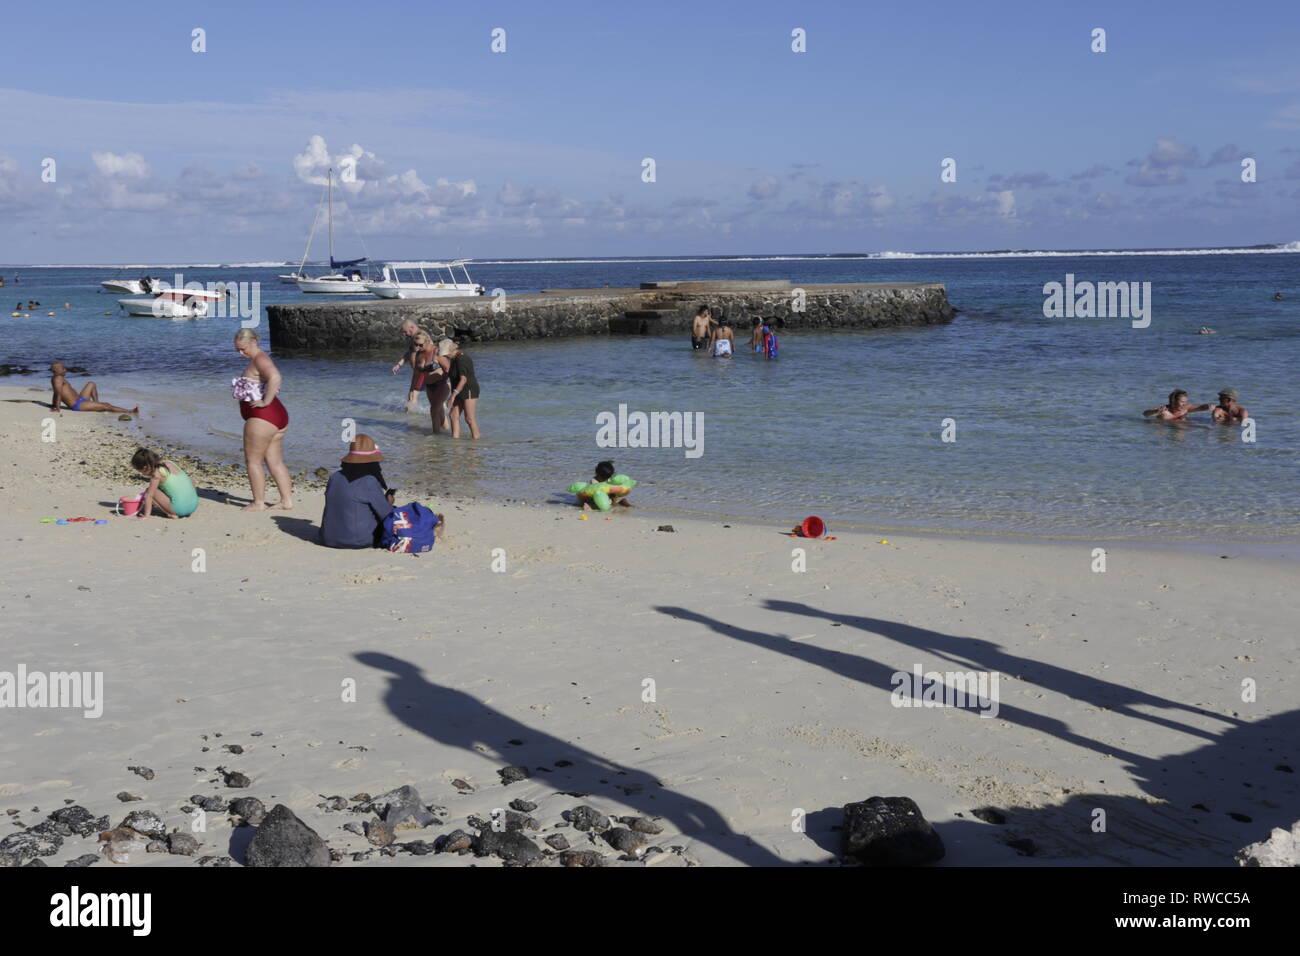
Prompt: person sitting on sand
<box><xmin>709</xmin><ymin>318</ymin><xmax>735</xmax><ymax>357</ymax></box>
<box><xmin>569</xmin><ymin>460</ymin><xmax>637</xmax><ymax>512</ymax></box>
<box><xmin>49</xmin><ymin>362</ymin><xmax>137</xmax><ymax>415</ymax></box>
<box><xmin>1211</xmin><ymin>388</ymin><xmax>1249</xmax><ymax>424</ymax></box>
<box><xmin>129</xmin><ymin>448</ymin><xmax>199</xmax><ymax>518</ymax></box>
<box><xmin>691</xmin><ymin>305</ymin><xmax>714</xmax><ymax>351</ymax></box>
<box><xmin>320</xmin><ymin>435</ymin><xmax>398</xmax><ymax>549</ymax></box>
<box><xmin>1143</xmin><ymin>389</ymin><xmax>1210</xmax><ymax>422</ymax></box>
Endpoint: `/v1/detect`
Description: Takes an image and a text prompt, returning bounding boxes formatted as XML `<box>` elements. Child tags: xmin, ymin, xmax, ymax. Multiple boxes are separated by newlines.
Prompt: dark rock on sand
<box><xmin>475</xmin><ymin>829</ymin><xmax>543</xmax><ymax>865</ymax></box>
<box><xmin>1004</xmin><ymin>837</ymin><xmax>1039</xmax><ymax>857</ymax></box>
<box><xmin>564</xmin><ymin>805</ymin><xmax>610</xmax><ymax>832</ymax></box>
<box><xmin>127</xmin><ymin>766</ymin><xmax>155</xmax><ymax>781</ymax></box>
<box><xmin>657</xmin><ymin>525</ymin><xmax>676</xmax><ymax>533</ymax></box>
<box><xmin>64</xmin><ymin>854</ymin><xmax>100</xmax><ymax>867</ymax></box>
<box><xmin>451</xmin><ymin>779</ymin><xmax>474</xmax><ymax>791</ymax></box>
<box><xmin>24</xmin><ymin>858</ymin><xmax>48</xmax><ymax>867</ymax></box>
<box><xmin>498</xmin><ymin>765</ymin><xmax>531</xmax><ymax>785</ymax></box>
<box><xmin>371</xmin><ymin>785</ymin><xmax>435</xmax><ymax>830</ymax></box>
<box><xmin>245</xmin><ymin>805</ymin><xmax>331</xmax><ymax>867</ymax></box>
<box><xmin>116</xmin><ymin>792</ymin><xmax>143</xmax><ymax>803</ymax></box>
<box><xmin>438</xmin><ymin>830</ymin><xmax>474</xmax><ymax>854</ymax></box>
<box><xmin>401</xmin><ymin>840</ymin><xmax>437</xmax><ymax>855</ymax></box>
<box><xmin>365</xmin><ymin>820</ymin><xmax>396</xmax><ymax>846</ymax></box>
<box><xmin>603</xmin><ymin>827</ymin><xmax>646</xmax><ymax>853</ymax></box>
<box><xmin>619</xmin><ymin>815</ymin><xmax>664</xmax><ymax>835</ymax></box>
<box><xmin>48</xmin><ymin>806</ymin><xmax>109</xmax><ymax>838</ymax></box>
<box><xmin>559</xmin><ymin>849</ymin><xmax>606</xmax><ymax>867</ymax></box>
<box><xmin>971</xmin><ymin>807</ymin><xmax>1007</xmax><ymax>825</ymax></box>
<box><xmin>544</xmin><ymin>833</ymin><xmax>570</xmax><ymax>851</ymax></box>
<box><xmin>222</xmin><ymin>770</ymin><xmax>252</xmax><ymax>789</ymax></box>
<box><xmin>167</xmin><ymin>833</ymin><xmax>199</xmax><ymax>856</ymax></box>
<box><xmin>191</xmin><ymin>795</ymin><xmax>228</xmax><ymax>812</ymax></box>
<box><xmin>841</xmin><ymin>796</ymin><xmax>945</xmax><ymax>866</ymax></box>
<box><xmin>229</xmin><ymin>797</ymin><xmax>266</xmax><ymax>826</ymax></box>
<box><xmin>119</xmin><ymin>810</ymin><xmax>167</xmax><ymax>839</ymax></box>
<box><xmin>509</xmin><ymin>799</ymin><xmax>538</xmax><ymax>813</ymax></box>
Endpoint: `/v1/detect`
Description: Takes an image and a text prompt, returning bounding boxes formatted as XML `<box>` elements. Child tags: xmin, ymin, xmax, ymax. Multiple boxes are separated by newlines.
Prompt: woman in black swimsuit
<box><xmin>439</xmin><ymin>338</ymin><xmax>481</xmax><ymax>439</ymax></box>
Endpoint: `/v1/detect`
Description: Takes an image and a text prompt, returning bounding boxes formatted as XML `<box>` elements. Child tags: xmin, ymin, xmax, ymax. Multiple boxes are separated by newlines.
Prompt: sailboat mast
<box><xmin>327</xmin><ymin>167</ymin><xmax>334</xmax><ymax>265</ymax></box>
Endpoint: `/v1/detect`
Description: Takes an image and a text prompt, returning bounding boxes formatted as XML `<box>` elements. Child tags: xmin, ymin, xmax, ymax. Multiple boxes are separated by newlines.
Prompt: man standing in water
<box><xmin>390</xmin><ymin>319</ymin><xmax>424</xmax><ymax>412</ymax></box>
<box><xmin>49</xmin><ymin>363</ymin><xmax>137</xmax><ymax>415</ymax></box>
<box><xmin>1211</xmin><ymin>388</ymin><xmax>1249</xmax><ymax>423</ymax></box>
<box><xmin>691</xmin><ymin>305</ymin><xmax>714</xmax><ymax>351</ymax></box>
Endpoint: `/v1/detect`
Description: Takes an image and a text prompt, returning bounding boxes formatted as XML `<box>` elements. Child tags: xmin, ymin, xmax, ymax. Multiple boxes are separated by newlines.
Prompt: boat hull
<box><xmin>101</xmin><ymin>280</ymin><xmax>151</xmax><ymax>295</ymax></box>
<box><xmin>117</xmin><ymin>297</ymin><xmax>209</xmax><ymax>319</ymax></box>
<box><xmin>296</xmin><ymin>275</ymin><xmax>372</xmax><ymax>294</ymax></box>
<box><xmin>366</xmin><ymin>282</ymin><xmax>483</xmax><ymax>299</ymax></box>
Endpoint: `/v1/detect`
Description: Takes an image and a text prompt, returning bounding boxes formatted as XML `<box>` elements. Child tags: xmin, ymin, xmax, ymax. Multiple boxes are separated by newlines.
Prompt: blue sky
<box><xmin>2</xmin><ymin>0</ymin><xmax>1299</xmax><ymax>261</ymax></box>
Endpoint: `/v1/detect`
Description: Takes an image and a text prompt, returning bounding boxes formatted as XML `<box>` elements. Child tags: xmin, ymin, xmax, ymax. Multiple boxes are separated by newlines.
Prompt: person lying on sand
<box><xmin>49</xmin><ymin>362</ymin><xmax>137</xmax><ymax>415</ymax></box>
<box><xmin>1143</xmin><ymin>389</ymin><xmax>1210</xmax><ymax>422</ymax></box>
<box><xmin>1211</xmin><ymin>389</ymin><xmax>1249</xmax><ymax>424</ymax></box>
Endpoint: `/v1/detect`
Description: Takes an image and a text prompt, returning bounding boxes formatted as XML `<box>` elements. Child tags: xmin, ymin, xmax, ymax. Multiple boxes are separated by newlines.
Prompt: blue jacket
<box><xmin>320</xmin><ymin>471</ymin><xmax>392</xmax><ymax>548</ymax></box>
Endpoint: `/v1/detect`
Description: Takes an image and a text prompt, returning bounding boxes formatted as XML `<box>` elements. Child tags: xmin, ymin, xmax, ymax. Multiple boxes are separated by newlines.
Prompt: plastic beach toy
<box><xmin>116</xmin><ymin>494</ymin><xmax>143</xmax><ymax>516</ymax></box>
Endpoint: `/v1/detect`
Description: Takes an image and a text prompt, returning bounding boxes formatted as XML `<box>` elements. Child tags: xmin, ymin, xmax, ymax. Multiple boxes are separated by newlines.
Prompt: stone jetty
<box><xmin>266</xmin><ymin>280</ymin><xmax>955</xmax><ymax>351</ymax></box>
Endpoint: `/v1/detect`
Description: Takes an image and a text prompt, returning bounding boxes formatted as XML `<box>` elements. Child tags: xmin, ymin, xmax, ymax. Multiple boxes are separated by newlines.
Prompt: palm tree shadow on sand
<box><xmin>655</xmin><ymin>604</ymin><xmax>1297</xmax><ymax>865</ymax></box>
<box><xmin>354</xmin><ymin>651</ymin><xmax>788</xmax><ymax>866</ymax></box>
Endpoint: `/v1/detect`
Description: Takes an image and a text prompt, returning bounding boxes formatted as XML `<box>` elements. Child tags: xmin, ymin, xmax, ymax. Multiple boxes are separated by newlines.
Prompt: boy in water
<box><xmin>1142</xmin><ymin>389</ymin><xmax>1209</xmax><ymax>421</ymax></box>
<box><xmin>49</xmin><ymin>362</ymin><xmax>137</xmax><ymax>415</ymax></box>
<box><xmin>1211</xmin><ymin>388</ymin><xmax>1249</xmax><ymax>424</ymax></box>
<box><xmin>691</xmin><ymin>306</ymin><xmax>714</xmax><ymax>350</ymax></box>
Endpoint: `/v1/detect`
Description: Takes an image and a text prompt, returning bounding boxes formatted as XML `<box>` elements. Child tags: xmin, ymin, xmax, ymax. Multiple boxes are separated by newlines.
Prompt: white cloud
<box><xmin>91</xmin><ymin>151</ymin><xmax>150</xmax><ymax>179</ymax></box>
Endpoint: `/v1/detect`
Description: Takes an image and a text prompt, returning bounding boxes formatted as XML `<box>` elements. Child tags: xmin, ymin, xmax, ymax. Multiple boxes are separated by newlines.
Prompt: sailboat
<box><xmin>294</xmin><ymin>168</ymin><xmax>372</xmax><ymax>294</ymax></box>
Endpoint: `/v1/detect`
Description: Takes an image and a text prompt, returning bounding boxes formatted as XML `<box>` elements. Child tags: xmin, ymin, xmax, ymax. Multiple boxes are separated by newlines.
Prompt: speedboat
<box><xmin>101</xmin><ymin>275</ymin><xmax>159</xmax><ymax>295</ymax></box>
<box><xmin>118</xmin><ymin>287</ymin><xmax>227</xmax><ymax>319</ymax></box>
<box><xmin>365</xmin><ymin>260</ymin><xmax>484</xmax><ymax>299</ymax></box>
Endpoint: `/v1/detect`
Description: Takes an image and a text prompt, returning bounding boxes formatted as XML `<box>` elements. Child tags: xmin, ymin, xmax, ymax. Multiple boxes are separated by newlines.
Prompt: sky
<box><xmin>1</xmin><ymin>0</ymin><xmax>1299</xmax><ymax>262</ymax></box>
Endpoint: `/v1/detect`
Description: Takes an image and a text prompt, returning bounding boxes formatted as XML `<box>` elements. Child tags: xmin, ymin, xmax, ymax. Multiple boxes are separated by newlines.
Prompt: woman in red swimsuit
<box><xmin>233</xmin><ymin>328</ymin><xmax>293</xmax><ymax>512</ymax></box>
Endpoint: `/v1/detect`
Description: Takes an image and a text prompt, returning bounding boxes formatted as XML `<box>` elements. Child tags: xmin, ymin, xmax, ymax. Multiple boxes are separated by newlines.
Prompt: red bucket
<box><xmin>799</xmin><ymin>515</ymin><xmax>827</xmax><ymax>538</ymax></box>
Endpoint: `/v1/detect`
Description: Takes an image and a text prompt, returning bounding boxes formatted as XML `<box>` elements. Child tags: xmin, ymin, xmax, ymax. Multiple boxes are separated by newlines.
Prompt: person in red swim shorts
<box><xmin>232</xmin><ymin>327</ymin><xmax>294</xmax><ymax>512</ymax></box>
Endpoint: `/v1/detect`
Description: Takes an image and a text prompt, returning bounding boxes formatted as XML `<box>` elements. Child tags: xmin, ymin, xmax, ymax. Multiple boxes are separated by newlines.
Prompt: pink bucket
<box><xmin>116</xmin><ymin>494</ymin><xmax>143</xmax><ymax>516</ymax></box>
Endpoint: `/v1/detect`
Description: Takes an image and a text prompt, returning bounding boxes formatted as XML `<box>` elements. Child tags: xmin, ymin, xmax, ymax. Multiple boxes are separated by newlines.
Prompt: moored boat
<box><xmin>366</xmin><ymin>260</ymin><xmax>484</xmax><ymax>299</ymax></box>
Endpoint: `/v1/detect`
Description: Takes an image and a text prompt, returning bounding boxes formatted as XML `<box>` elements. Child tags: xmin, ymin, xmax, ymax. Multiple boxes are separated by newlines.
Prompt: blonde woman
<box><xmin>232</xmin><ymin>328</ymin><xmax>294</xmax><ymax>511</ymax></box>
<box><xmin>440</xmin><ymin>338</ymin><xmax>481</xmax><ymax>439</ymax></box>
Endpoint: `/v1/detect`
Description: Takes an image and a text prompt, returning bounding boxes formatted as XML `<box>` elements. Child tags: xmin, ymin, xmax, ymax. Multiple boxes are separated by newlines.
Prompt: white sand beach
<box><xmin>2</xmin><ymin>381</ymin><xmax>1297</xmax><ymax>866</ymax></box>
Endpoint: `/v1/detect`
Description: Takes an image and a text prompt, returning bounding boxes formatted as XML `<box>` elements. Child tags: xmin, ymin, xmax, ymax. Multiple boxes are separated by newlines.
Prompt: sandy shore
<box><xmin>1</xmin><ymin>379</ymin><xmax>1297</xmax><ymax>867</ymax></box>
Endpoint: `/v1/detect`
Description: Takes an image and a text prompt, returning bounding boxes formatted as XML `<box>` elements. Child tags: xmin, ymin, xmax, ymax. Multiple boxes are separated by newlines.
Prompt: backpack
<box><xmin>381</xmin><ymin>501</ymin><xmax>440</xmax><ymax>553</ymax></box>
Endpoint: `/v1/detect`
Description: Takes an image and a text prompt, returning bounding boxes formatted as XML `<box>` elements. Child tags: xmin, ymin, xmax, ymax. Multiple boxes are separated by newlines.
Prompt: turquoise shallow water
<box><xmin>2</xmin><ymin>252</ymin><xmax>1298</xmax><ymax>542</ymax></box>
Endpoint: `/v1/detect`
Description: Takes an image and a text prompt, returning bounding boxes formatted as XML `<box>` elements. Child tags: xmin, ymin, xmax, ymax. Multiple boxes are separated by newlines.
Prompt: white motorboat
<box><xmin>101</xmin><ymin>275</ymin><xmax>159</xmax><ymax>295</ymax></box>
<box><xmin>118</xmin><ymin>287</ymin><xmax>227</xmax><ymax>319</ymax></box>
<box><xmin>366</xmin><ymin>260</ymin><xmax>484</xmax><ymax>299</ymax></box>
<box><xmin>296</xmin><ymin>271</ymin><xmax>370</xmax><ymax>293</ymax></box>
<box><xmin>293</xmin><ymin>168</ymin><xmax>373</xmax><ymax>294</ymax></box>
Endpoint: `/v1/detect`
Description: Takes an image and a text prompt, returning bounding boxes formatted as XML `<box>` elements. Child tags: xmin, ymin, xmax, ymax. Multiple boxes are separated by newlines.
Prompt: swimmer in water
<box><xmin>1274</xmin><ymin>292</ymin><xmax>1284</xmax><ymax>301</ymax></box>
<box><xmin>1142</xmin><ymin>389</ymin><xmax>1210</xmax><ymax>422</ymax></box>
<box><xmin>1197</xmin><ymin>326</ymin><xmax>1216</xmax><ymax>334</ymax></box>
<box><xmin>1211</xmin><ymin>388</ymin><xmax>1249</xmax><ymax>424</ymax></box>
<box><xmin>709</xmin><ymin>318</ymin><xmax>735</xmax><ymax>357</ymax></box>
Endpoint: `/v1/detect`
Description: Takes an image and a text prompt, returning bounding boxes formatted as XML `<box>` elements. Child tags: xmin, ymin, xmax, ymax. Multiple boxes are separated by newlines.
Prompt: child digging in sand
<box><xmin>568</xmin><ymin>460</ymin><xmax>637</xmax><ymax>512</ymax></box>
<box><xmin>130</xmin><ymin>448</ymin><xmax>200</xmax><ymax>518</ymax></box>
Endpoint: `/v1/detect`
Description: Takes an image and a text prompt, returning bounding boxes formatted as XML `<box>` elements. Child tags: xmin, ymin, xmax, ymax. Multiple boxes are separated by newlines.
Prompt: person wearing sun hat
<box><xmin>320</xmin><ymin>434</ymin><xmax>397</xmax><ymax>548</ymax></box>
<box><xmin>1211</xmin><ymin>388</ymin><xmax>1249</xmax><ymax>424</ymax></box>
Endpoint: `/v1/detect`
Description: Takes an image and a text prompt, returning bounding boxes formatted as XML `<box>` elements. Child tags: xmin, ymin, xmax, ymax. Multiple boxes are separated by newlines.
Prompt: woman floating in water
<box><xmin>232</xmin><ymin>328</ymin><xmax>293</xmax><ymax>511</ymax></box>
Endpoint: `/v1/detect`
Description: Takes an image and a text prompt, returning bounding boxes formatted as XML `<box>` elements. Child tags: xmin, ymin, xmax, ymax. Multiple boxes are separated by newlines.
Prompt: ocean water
<box><xmin>2</xmin><ymin>250</ymin><xmax>1298</xmax><ymax>545</ymax></box>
